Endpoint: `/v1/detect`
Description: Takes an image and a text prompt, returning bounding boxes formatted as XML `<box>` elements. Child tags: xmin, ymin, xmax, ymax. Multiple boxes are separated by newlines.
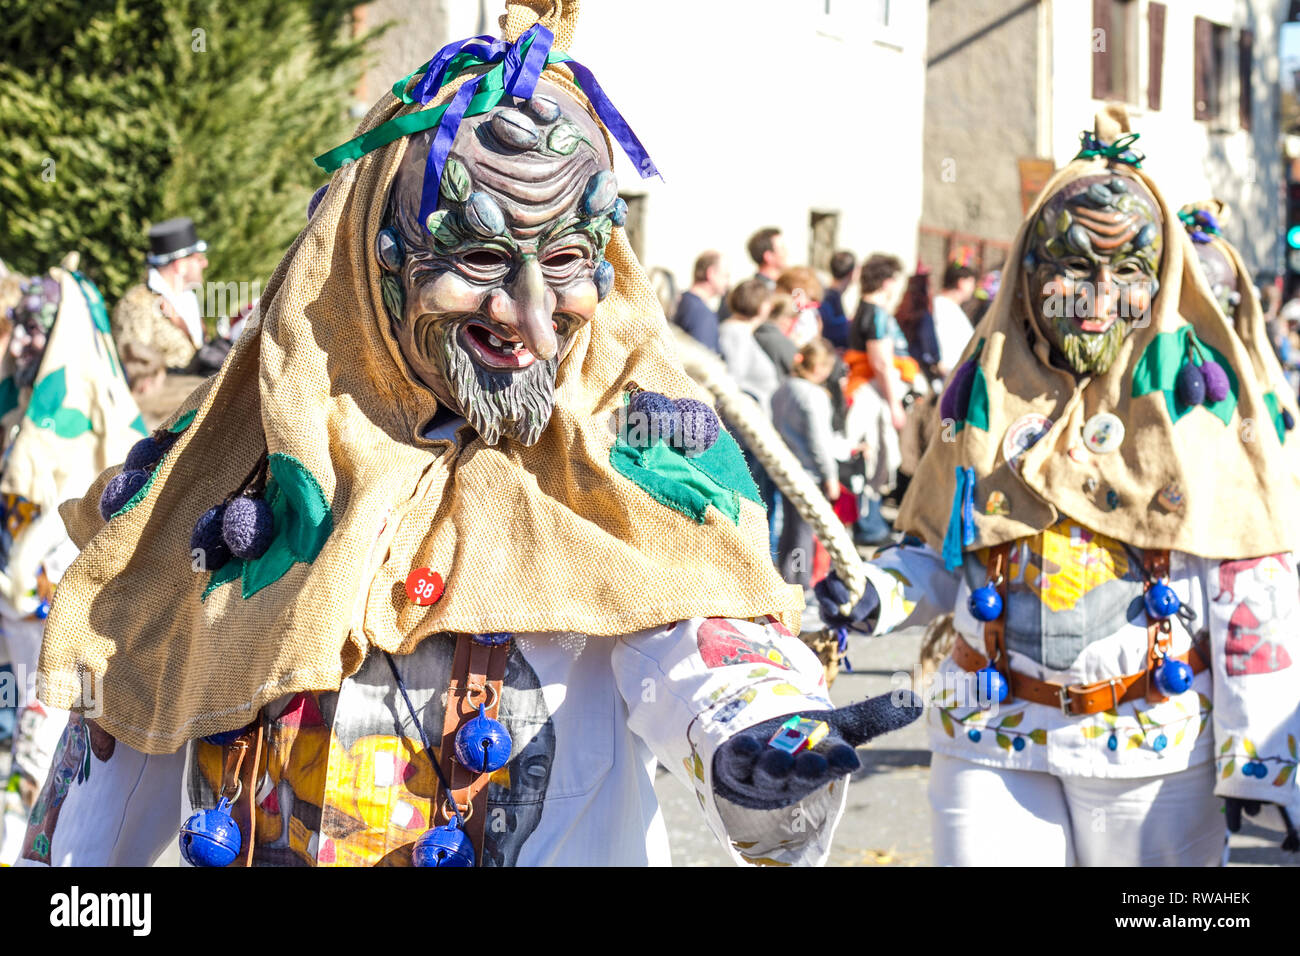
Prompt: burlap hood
<box><xmin>897</xmin><ymin>108</ymin><xmax>1300</xmax><ymax>560</ymax></box>
<box><xmin>39</xmin><ymin>2</ymin><xmax>801</xmax><ymax>754</ymax></box>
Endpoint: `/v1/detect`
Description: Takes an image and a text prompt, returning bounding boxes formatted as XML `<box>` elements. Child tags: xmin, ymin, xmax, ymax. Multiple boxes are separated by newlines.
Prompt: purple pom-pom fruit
<box><xmin>1200</xmin><ymin>360</ymin><xmax>1229</xmax><ymax>403</ymax></box>
<box><xmin>627</xmin><ymin>390</ymin><xmax>677</xmax><ymax>447</ymax></box>
<box><xmin>99</xmin><ymin>469</ymin><xmax>150</xmax><ymax>520</ymax></box>
<box><xmin>1175</xmin><ymin>363</ymin><xmax>1206</xmax><ymax>407</ymax></box>
<box><xmin>221</xmin><ymin>496</ymin><xmax>274</xmax><ymax>560</ymax></box>
<box><xmin>190</xmin><ymin>504</ymin><xmax>232</xmax><ymax>571</ymax></box>
<box><xmin>124</xmin><ymin>430</ymin><xmax>177</xmax><ymax>472</ymax></box>
<box><xmin>940</xmin><ymin>359</ymin><xmax>977</xmax><ymax>423</ymax></box>
<box><xmin>674</xmin><ymin>397</ymin><xmax>720</xmax><ymax>455</ymax></box>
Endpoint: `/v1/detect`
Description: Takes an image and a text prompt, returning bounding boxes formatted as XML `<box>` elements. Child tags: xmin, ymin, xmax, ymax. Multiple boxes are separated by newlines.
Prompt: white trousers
<box><xmin>928</xmin><ymin>753</ymin><xmax>1227</xmax><ymax>866</ymax></box>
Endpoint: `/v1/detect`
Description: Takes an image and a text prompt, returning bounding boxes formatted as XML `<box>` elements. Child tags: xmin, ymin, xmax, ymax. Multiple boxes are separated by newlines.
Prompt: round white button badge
<box><xmin>1082</xmin><ymin>412</ymin><xmax>1125</xmax><ymax>454</ymax></box>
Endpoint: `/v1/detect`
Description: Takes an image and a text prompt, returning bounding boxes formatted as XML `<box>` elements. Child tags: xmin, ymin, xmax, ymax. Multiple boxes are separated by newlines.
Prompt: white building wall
<box><xmin>364</xmin><ymin>0</ymin><xmax>929</xmax><ymax>290</ymax></box>
<box><xmin>1047</xmin><ymin>0</ymin><xmax>1284</xmax><ymax>275</ymax></box>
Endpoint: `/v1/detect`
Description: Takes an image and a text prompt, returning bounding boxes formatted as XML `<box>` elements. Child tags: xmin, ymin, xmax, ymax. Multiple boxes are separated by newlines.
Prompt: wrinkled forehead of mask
<box><xmin>389</xmin><ymin>79</ymin><xmax>613</xmax><ymax>240</ymax></box>
<box><xmin>1033</xmin><ymin>172</ymin><xmax>1162</xmax><ymax>259</ymax></box>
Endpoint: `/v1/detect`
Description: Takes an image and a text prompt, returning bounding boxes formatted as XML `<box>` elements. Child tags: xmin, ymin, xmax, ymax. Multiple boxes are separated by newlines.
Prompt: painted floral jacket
<box><xmin>20</xmin><ymin>617</ymin><xmax>846</xmax><ymax>867</ymax></box>
<box><xmin>863</xmin><ymin>518</ymin><xmax>1299</xmax><ymax>820</ymax></box>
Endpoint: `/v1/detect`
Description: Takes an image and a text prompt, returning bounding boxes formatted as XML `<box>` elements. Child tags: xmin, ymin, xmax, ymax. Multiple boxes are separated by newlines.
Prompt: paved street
<box><xmin>655</xmin><ymin>625</ymin><xmax>1298</xmax><ymax>867</ymax></box>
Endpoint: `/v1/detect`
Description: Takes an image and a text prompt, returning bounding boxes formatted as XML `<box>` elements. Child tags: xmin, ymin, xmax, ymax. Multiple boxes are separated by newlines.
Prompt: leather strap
<box><xmin>951</xmin><ymin>634</ymin><xmax>1207</xmax><ymax>716</ymax></box>
<box><xmin>219</xmin><ymin>722</ymin><xmax>263</xmax><ymax>868</ymax></box>
<box><xmin>1143</xmin><ymin>549</ymin><xmax>1172</xmax><ymax>704</ymax></box>
<box><xmin>437</xmin><ymin>634</ymin><xmax>509</xmax><ymax>865</ymax></box>
<box><xmin>981</xmin><ymin>542</ymin><xmax>1014</xmax><ymax>688</ymax></box>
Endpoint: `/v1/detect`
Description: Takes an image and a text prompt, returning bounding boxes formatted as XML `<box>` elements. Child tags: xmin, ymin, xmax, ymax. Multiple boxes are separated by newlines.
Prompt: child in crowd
<box><xmin>771</xmin><ymin>337</ymin><xmax>840</xmax><ymax>587</ymax></box>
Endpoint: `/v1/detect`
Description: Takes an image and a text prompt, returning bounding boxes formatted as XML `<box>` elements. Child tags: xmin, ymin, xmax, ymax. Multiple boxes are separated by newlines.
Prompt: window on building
<box><xmin>808</xmin><ymin>211</ymin><xmax>839</xmax><ymax>277</ymax></box>
<box><xmin>1092</xmin><ymin>0</ymin><xmax>1138</xmax><ymax>103</ymax></box>
<box><xmin>1147</xmin><ymin>2</ymin><xmax>1166</xmax><ymax>110</ymax></box>
<box><xmin>1194</xmin><ymin>17</ymin><xmax>1230</xmax><ymax>123</ymax></box>
<box><xmin>1239</xmin><ymin>30</ymin><xmax>1254</xmax><ymax>131</ymax></box>
<box><xmin>619</xmin><ymin>193</ymin><xmax>647</xmax><ymax>263</ymax></box>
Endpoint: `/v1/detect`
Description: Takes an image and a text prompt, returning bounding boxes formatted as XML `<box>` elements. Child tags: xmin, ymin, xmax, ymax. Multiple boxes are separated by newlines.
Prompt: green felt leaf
<box><xmin>52</xmin><ymin>407</ymin><xmax>93</xmax><ymax>439</ymax></box>
<box><xmin>202</xmin><ymin>555</ymin><xmax>243</xmax><ymax>602</ymax></box>
<box><xmin>548</xmin><ymin>122</ymin><xmax>587</xmax><ymax>155</ymax></box>
<box><xmin>168</xmin><ymin>409</ymin><xmax>197</xmax><ymax>433</ymax></box>
<box><xmin>0</xmin><ymin>377</ymin><xmax>17</xmax><ymax>420</ymax></box>
<box><xmin>241</xmin><ymin>454</ymin><xmax>334</xmax><ymax>598</ymax></box>
<box><xmin>1029</xmin><ymin>728</ymin><xmax>1048</xmax><ymax>745</ymax></box>
<box><xmin>441</xmin><ymin>157</ymin><xmax>470</xmax><ymax>204</ymax></box>
<box><xmin>75</xmin><ymin>273</ymin><xmax>112</xmax><ymax>334</ymax></box>
<box><xmin>1263</xmin><ymin>392</ymin><xmax>1286</xmax><ymax>445</ymax></box>
<box><xmin>1274</xmin><ymin>765</ymin><xmax>1294</xmax><ymax>787</ymax></box>
<box><xmin>965</xmin><ymin>366</ymin><xmax>990</xmax><ymax>431</ymax></box>
<box><xmin>1131</xmin><ymin>326</ymin><xmax>1237</xmax><ymax>426</ymax></box>
<box><xmin>610</xmin><ymin>424</ymin><xmax>759</xmax><ymax>526</ymax></box>
<box><xmin>27</xmin><ymin>367</ymin><xmax>68</xmax><ymax>427</ymax></box>
<box><xmin>998</xmin><ymin>711</ymin><xmax>1024</xmax><ymax>728</ymax></box>
<box><xmin>129</xmin><ymin>414</ymin><xmax>148</xmax><ymax>437</ymax></box>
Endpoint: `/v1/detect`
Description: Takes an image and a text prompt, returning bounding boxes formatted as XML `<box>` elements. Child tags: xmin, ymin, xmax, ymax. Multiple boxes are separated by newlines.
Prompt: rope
<box><xmin>668</xmin><ymin>327</ymin><xmax>867</xmax><ymax>609</ymax></box>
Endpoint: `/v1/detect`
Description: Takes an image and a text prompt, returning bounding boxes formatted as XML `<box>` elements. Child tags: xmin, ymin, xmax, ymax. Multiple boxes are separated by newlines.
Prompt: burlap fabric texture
<box><xmin>38</xmin><ymin>2</ymin><xmax>802</xmax><ymax>754</ymax></box>
<box><xmin>896</xmin><ymin>107</ymin><xmax>1300</xmax><ymax>560</ymax></box>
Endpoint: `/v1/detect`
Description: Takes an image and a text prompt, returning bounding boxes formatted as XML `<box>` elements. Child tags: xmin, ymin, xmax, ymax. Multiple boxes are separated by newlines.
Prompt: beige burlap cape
<box><xmin>896</xmin><ymin>107</ymin><xmax>1300</xmax><ymax>560</ymax></box>
<box><xmin>38</xmin><ymin>0</ymin><xmax>802</xmax><ymax>754</ymax></box>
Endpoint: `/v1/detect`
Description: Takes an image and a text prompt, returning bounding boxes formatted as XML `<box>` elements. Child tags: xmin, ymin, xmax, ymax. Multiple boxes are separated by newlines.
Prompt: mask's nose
<box><xmin>487</xmin><ymin>255</ymin><xmax>557</xmax><ymax>360</ymax></box>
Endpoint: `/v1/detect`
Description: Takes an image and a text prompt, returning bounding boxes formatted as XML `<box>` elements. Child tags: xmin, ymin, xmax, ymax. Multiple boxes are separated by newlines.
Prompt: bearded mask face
<box><xmin>1190</xmin><ymin>241</ymin><xmax>1241</xmax><ymax>320</ymax></box>
<box><xmin>1025</xmin><ymin>173</ymin><xmax>1162</xmax><ymax>377</ymax></box>
<box><xmin>379</xmin><ymin>81</ymin><xmax>620</xmax><ymax>446</ymax></box>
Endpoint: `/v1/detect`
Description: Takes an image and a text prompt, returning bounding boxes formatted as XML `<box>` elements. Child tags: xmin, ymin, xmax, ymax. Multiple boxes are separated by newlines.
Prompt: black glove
<box><xmin>1225</xmin><ymin>799</ymin><xmax>1300</xmax><ymax>852</ymax></box>
<box><xmin>712</xmin><ymin>690</ymin><xmax>923</xmax><ymax>810</ymax></box>
<box><xmin>814</xmin><ymin>571</ymin><xmax>880</xmax><ymax>630</ymax></box>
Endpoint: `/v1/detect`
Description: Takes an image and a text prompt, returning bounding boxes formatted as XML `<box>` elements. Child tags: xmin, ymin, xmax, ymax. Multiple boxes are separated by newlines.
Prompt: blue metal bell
<box><xmin>412</xmin><ymin>822</ymin><xmax>476</xmax><ymax>867</ymax></box>
<box><xmin>976</xmin><ymin>664</ymin><xmax>1009</xmax><ymax>705</ymax></box>
<box><xmin>1144</xmin><ymin>582</ymin><xmax>1180</xmax><ymax>619</ymax></box>
<box><xmin>454</xmin><ymin>702</ymin><xmax>512</xmax><ymax>773</ymax></box>
<box><xmin>968</xmin><ymin>585</ymin><xmax>1003</xmax><ymax>622</ymax></box>
<box><xmin>1155</xmin><ymin>656</ymin><xmax>1194</xmax><ymax>695</ymax></box>
<box><xmin>179</xmin><ymin>796</ymin><xmax>242</xmax><ymax>867</ymax></box>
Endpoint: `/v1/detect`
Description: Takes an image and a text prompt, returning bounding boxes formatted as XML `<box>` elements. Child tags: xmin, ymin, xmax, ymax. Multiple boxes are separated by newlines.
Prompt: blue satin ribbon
<box><xmin>316</xmin><ymin>24</ymin><xmax>660</xmax><ymax>233</ymax></box>
<box><xmin>942</xmin><ymin>466</ymin><xmax>977</xmax><ymax>571</ymax></box>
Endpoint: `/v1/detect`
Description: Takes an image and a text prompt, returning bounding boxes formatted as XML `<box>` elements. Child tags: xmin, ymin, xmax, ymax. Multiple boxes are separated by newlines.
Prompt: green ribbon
<box><xmin>1073</xmin><ymin>131</ymin><xmax>1144</xmax><ymax>169</ymax></box>
<box><xmin>314</xmin><ymin>48</ymin><xmax>572</xmax><ymax>173</ymax></box>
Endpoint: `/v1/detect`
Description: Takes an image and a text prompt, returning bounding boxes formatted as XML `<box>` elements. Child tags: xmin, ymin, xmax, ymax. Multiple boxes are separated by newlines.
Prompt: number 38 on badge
<box><xmin>405</xmin><ymin>567</ymin><xmax>445</xmax><ymax>606</ymax></box>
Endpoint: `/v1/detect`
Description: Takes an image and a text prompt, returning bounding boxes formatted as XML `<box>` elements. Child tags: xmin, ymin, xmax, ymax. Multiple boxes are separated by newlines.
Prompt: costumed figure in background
<box><xmin>112</xmin><ymin>218</ymin><xmax>209</xmax><ymax>373</ymax></box>
<box><xmin>818</xmin><ymin>107</ymin><xmax>1300</xmax><ymax>864</ymax></box>
<box><xmin>23</xmin><ymin>1</ymin><xmax>918</xmax><ymax>869</ymax></box>
<box><xmin>0</xmin><ymin>260</ymin><xmax>144</xmax><ymax>863</ymax></box>
<box><xmin>1178</xmin><ymin>200</ymin><xmax>1300</xmax><ymax>468</ymax></box>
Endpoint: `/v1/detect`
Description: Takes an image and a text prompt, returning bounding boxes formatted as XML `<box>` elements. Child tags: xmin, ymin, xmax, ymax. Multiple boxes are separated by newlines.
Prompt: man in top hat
<box><xmin>112</xmin><ymin>218</ymin><xmax>209</xmax><ymax>372</ymax></box>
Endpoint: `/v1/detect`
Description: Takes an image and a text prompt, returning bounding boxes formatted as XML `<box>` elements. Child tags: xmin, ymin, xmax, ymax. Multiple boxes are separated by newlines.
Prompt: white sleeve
<box><xmin>17</xmin><ymin>715</ymin><xmax>184</xmax><ymax>867</ymax></box>
<box><xmin>1204</xmin><ymin>553</ymin><xmax>1300</xmax><ymax>821</ymax></box>
<box><xmin>863</xmin><ymin>540</ymin><xmax>962</xmax><ymax>634</ymax></box>
<box><xmin>611</xmin><ymin>617</ymin><xmax>848</xmax><ymax>866</ymax></box>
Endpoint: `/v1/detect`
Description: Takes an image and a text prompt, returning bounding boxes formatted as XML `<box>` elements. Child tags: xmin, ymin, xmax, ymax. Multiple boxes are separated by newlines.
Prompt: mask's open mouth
<box><xmin>460</xmin><ymin>320</ymin><xmax>536</xmax><ymax>370</ymax></box>
<box><xmin>1073</xmin><ymin>313</ymin><xmax>1118</xmax><ymax>334</ymax></box>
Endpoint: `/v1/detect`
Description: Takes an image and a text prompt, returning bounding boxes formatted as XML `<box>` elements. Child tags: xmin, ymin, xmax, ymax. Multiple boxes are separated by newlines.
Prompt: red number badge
<box><xmin>405</xmin><ymin>568</ymin><xmax>445</xmax><ymax>606</ymax></box>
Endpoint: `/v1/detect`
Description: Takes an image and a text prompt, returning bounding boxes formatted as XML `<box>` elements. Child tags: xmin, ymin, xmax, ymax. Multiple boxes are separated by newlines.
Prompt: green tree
<box><xmin>0</xmin><ymin>0</ymin><xmax>371</xmax><ymax>311</ymax></box>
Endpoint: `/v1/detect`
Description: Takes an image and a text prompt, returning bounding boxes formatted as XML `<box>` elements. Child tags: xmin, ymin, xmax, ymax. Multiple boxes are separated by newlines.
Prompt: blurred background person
<box><xmin>719</xmin><ymin>226</ymin><xmax>788</xmax><ymax>319</ymax></box>
<box><xmin>932</xmin><ymin>261</ymin><xmax>977</xmax><ymax>376</ymax></box>
<box><xmin>896</xmin><ymin>265</ymin><xmax>941</xmax><ymax>386</ymax></box>
<box><xmin>112</xmin><ymin>217</ymin><xmax>208</xmax><ymax>372</ymax></box>
<box><xmin>672</xmin><ymin>250</ymin><xmax>728</xmax><ymax>353</ymax></box>
<box><xmin>719</xmin><ymin>278</ymin><xmax>782</xmax><ymax>555</ymax></box>
<box><xmin>771</xmin><ymin>338</ymin><xmax>840</xmax><ymax>587</ymax></box>
<box><xmin>818</xmin><ymin>250</ymin><xmax>856</xmax><ymax>349</ymax></box>
<box><xmin>776</xmin><ymin>266</ymin><xmax>824</xmax><ymax>347</ymax></box>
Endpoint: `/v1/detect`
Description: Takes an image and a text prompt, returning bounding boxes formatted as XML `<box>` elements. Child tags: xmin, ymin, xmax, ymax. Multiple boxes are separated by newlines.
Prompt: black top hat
<box><xmin>146</xmin><ymin>217</ymin><xmax>208</xmax><ymax>267</ymax></box>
